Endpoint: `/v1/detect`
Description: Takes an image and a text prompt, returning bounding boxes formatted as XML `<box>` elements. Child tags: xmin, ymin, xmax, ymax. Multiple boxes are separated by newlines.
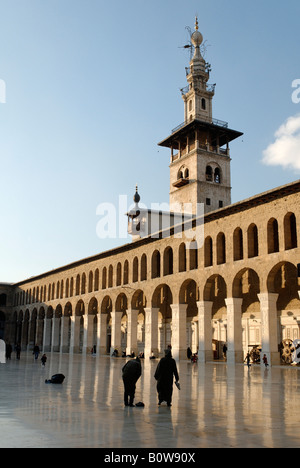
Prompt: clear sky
<box><xmin>0</xmin><ymin>0</ymin><xmax>300</xmax><ymax>283</ymax></box>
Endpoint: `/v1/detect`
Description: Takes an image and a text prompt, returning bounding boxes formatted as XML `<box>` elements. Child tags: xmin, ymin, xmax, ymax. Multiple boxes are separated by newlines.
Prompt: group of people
<box><xmin>4</xmin><ymin>342</ymin><xmax>47</xmax><ymax>367</ymax></box>
<box><xmin>122</xmin><ymin>347</ymin><xmax>179</xmax><ymax>408</ymax></box>
<box><xmin>33</xmin><ymin>345</ymin><xmax>48</xmax><ymax>367</ymax></box>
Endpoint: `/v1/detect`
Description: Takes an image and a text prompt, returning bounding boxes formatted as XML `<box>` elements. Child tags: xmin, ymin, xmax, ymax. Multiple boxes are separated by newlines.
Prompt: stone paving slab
<box><xmin>0</xmin><ymin>353</ymin><xmax>300</xmax><ymax>448</ymax></box>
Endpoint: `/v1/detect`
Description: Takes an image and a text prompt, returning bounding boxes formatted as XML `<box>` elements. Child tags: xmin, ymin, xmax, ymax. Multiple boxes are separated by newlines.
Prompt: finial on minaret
<box><xmin>195</xmin><ymin>16</ymin><xmax>199</xmax><ymax>30</ymax></box>
<box><xmin>133</xmin><ymin>184</ymin><xmax>141</xmax><ymax>204</ymax></box>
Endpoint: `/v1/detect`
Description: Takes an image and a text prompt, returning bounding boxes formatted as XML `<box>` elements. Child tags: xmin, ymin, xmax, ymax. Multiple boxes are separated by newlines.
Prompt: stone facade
<box><xmin>1</xmin><ymin>180</ymin><xmax>299</xmax><ymax>365</ymax></box>
<box><xmin>0</xmin><ymin>20</ymin><xmax>299</xmax><ymax>365</ymax></box>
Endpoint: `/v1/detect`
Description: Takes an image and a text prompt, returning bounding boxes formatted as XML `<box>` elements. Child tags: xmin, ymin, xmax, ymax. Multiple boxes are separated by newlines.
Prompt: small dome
<box><xmin>191</xmin><ymin>29</ymin><xmax>203</xmax><ymax>48</ymax></box>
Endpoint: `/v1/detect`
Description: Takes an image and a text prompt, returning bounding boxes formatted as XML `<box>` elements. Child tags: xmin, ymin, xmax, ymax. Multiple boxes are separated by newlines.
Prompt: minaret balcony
<box><xmin>171</xmin><ymin>144</ymin><xmax>230</xmax><ymax>163</ymax></box>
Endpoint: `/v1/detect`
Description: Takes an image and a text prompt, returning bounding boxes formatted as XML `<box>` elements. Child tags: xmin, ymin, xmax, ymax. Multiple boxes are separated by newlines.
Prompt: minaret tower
<box><xmin>158</xmin><ymin>18</ymin><xmax>243</xmax><ymax>214</ymax></box>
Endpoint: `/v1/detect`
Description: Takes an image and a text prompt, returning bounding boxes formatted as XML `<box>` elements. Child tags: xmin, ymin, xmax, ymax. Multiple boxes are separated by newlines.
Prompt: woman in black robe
<box><xmin>154</xmin><ymin>350</ymin><xmax>179</xmax><ymax>407</ymax></box>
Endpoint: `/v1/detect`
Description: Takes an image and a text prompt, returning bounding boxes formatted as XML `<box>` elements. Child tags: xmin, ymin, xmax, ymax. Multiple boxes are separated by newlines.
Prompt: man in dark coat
<box><xmin>154</xmin><ymin>350</ymin><xmax>179</xmax><ymax>407</ymax></box>
<box><xmin>122</xmin><ymin>357</ymin><xmax>142</xmax><ymax>407</ymax></box>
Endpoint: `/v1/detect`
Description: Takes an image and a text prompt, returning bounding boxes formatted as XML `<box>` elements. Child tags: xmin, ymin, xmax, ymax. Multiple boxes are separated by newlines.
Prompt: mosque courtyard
<box><xmin>0</xmin><ymin>352</ymin><xmax>300</xmax><ymax>448</ymax></box>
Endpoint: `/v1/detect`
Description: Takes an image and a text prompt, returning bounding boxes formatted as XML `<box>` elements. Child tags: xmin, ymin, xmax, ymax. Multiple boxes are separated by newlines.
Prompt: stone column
<box><xmin>70</xmin><ymin>315</ymin><xmax>81</xmax><ymax>354</ymax></box>
<box><xmin>97</xmin><ymin>313</ymin><xmax>108</xmax><ymax>355</ymax></box>
<box><xmin>126</xmin><ymin>308</ymin><xmax>138</xmax><ymax>356</ymax></box>
<box><xmin>258</xmin><ymin>293</ymin><xmax>280</xmax><ymax>366</ymax></box>
<box><xmin>110</xmin><ymin>311</ymin><xmax>122</xmax><ymax>356</ymax></box>
<box><xmin>144</xmin><ymin>307</ymin><xmax>159</xmax><ymax>358</ymax></box>
<box><xmin>43</xmin><ymin>318</ymin><xmax>52</xmax><ymax>352</ymax></box>
<box><xmin>27</xmin><ymin>313</ymin><xmax>36</xmax><ymax>350</ymax></box>
<box><xmin>225</xmin><ymin>298</ymin><xmax>243</xmax><ymax>364</ymax></box>
<box><xmin>60</xmin><ymin>316</ymin><xmax>70</xmax><ymax>353</ymax></box>
<box><xmin>36</xmin><ymin>317</ymin><xmax>44</xmax><ymax>347</ymax></box>
<box><xmin>52</xmin><ymin>317</ymin><xmax>61</xmax><ymax>352</ymax></box>
<box><xmin>197</xmin><ymin>301</ymin><xmax>213</xmax><ymax>363</ymax></box>
<box><xmin>82</xmin><ymin>314</ymin><xmax>95</xmax><ymax>355</ymax></box>
<box><xmin>171</xmin><ymin>304</ymin><xmax>187</xmax><ymax>361</ymax></box>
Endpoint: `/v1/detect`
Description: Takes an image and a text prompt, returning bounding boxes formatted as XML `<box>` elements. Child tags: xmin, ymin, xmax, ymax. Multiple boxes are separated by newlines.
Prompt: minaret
<box><xmin>158</xmin><ymin>18</ymin><xmax>243</xmax><ymax>214</ymax></box>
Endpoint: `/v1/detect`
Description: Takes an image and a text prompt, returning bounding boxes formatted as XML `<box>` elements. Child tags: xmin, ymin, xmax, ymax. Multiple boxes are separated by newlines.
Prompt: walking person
<box><xmin>15</xmin><ymin>343</ymin><xmax>21</xmax><ymax>360</ymax></box>
<box><xmin>263</xmin><ymin>354</ymin><xmax>269</xmax><ymax>369</ymax></box>
<box><xmin>154</xmin><ymin>349</ymin><xmax>179</xmax><ymax>407</ymax></box>
<box><xmin>245</xmin><ymin>352</ymin><xmax>251</xmax><ymax>369</ymax></box>
<box><xmin>122</xmin><ymin>356</ymin><xmax>142</xmax><ymax>407</ymax></box>
<box><xmin>5</xmin><ymin>343</ymin><xmax>12</xmax><ymax>360</ymax></box>
<box><xmin>41</xmin><ymin>354</ymin><xmax>47</xmax><ymax>367</ymax></box>
<box><xmin>33</xmin><ymin>345</ymin><xmax>40</xmax><ymax>360</ymax></box>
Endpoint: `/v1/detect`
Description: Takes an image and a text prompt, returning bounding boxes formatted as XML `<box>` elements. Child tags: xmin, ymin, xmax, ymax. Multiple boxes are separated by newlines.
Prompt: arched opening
<box><xmin>133</xmin><ymin>257</ymin><xmax>139</xmax><ymax>283</ymax></box>
<box><xmin>141</xmin><ymin>254</ymin><xmax>147</xmax><ymax>281</ymax></box>
<box><xmin>248</xmin><ymin>224</ymin><xmax>259</xmax><ymax>258</ymax></box>
<box><xmin>179</xmin><ymin>243</ymin><xmax>187</xmax><ymax>272</ymax></box>
<box><xmin>267</xmin><ymin>218</ymin><xmax>279</xmax><ymax>253</ymax></box>
<box><xmin>116</xmin><ymin>262</ymin><xmax>122</xmax><ymax>286</ymax></box>
<box><xmin>284</xmin><ymin>213</ymin><xmax>297</xmax><ymax>250</ymax></box>
<box><xmin>206</xmin><ymin>165</ymin><xmax>213</xmax><ymax>182</ymax></box>
<box><xmin>163</xmin><ymin>247</ymin><xmax>173</xmax><ymax>276</ymax></box>
<box><xmin>179</xmin><ymin>279</ymin><xmax>198</xmax><ymax>353</ymax></box>
<box><xmin>217</xmin><ymin>232</ymin><xmax>226</xmax><ymax>265</ymax></box>
<box><xmin>233</xmin><ymin>227</ymin><xmax>244</xmax><ymax>261</ymax></box>
<box><xmin>267</xmin><ymin>262</ymin><xmax>300</xmax><ymax>356</ymax></box>
<box><xmin>204</xmin><ymin>236</ymin><xmax>213</xmax><ymax>267</ymax></box>
<box><xmin>152</xmin><ymin>284</ymin><xmax>173</xmax><ymax>354</ymax></box>
<box><xmin>131</xmin><ymin>290</ymin><xmax>147</xmax><ymax>354</ymax></box>
<box><xmin>101</xmin><ymin>296</ymin><xmax>113</xmax><ymax>354</ymax></box>
<box><xmin>204</xmin><ymin>275</ymin><xmax>227</xmax><ymax>360</ymax></box>
<box><xmin>151</xmin><ymin>250</ymin><xmax>161</xmax><ymax>279</ymax></box>
<box><xmin>233</xmin><ymin>268</ymin><xmax>261</xmax><ymax>358</ymax></box>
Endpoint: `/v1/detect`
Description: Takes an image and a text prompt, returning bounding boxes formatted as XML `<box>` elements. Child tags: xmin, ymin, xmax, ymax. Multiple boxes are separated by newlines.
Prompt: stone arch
<box><xmin>179</xmin><ymin>279</ymin><xmax>198</xmax><ymax>315</ymax></box>
<box><xmin>203</xmin><ymin>274</ymin><xmax>227</xmax><ymax>319</ymax></box>
<box><xmin>88</xmin><ymin>297</ymin><xmax>98</xmax><ymax>315</ymax></box>
<box><xmin>267</xmin><ymin>262</ymin><xmax>299</xmax><ymax>310</ymax></box>
<box><xmin>232</xmin><ymin>268</ymin><xmax>260</xmax><ymax>314</ymax></box>
<box><xmin>101</xmin><ymin>295</ymin><xmax>112</xmax><ymax>314</ymax></box>
<box><xmin>63</xmin><ymin>302</ymin><xmax>72</xmax><ymax>317</ymax></box>
<box><xmin>75</xmin><ymin>300</ymin><xmax>85</xmax><ymax>317</ymax></box>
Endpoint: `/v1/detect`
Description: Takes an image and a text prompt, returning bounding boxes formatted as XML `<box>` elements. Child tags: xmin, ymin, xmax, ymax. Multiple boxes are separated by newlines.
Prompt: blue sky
<box><xmin>0</xmin><ymin>0</ymin><xmax>300</xmax><ymax>283</ymax></box>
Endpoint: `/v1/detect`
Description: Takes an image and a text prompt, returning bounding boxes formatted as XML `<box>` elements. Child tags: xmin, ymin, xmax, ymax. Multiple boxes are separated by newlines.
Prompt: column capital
<box><xmin>258</xmin><ymin>292</ymin><xmax>279</xmax><ymax>306</ymax></box>
<box><xmin>197</xmin><ymin>300</ymin><xmax>213</xmax><ymax>314</ymax></box>
<box><xmin>225</xmin><ymin>297</ymin><xmax>243</xmax><ymax>308</ymax></box>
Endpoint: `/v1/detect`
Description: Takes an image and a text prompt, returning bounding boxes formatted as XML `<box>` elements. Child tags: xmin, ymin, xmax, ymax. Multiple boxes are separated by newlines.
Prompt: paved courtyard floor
<box><xmin>0</xmin><ymin>352</ymin><xmax>300</xmax><ymax>448</ymax></box>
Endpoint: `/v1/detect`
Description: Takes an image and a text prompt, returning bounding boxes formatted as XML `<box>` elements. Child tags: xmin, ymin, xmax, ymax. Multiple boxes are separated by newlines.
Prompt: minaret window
<box><xmin>206</xmin><ymin>166</ymin><xmax>213</xmax><ymax>181</ymax></box>
<box><xmin>173</xmin><ymin>166</ymin><xmax>190</xmax><ymax>188</ymax></box>
<box><xmin>214</xmin><ymin>168</ymin><xmax>221</xmax><ymax>184</ymax></box>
